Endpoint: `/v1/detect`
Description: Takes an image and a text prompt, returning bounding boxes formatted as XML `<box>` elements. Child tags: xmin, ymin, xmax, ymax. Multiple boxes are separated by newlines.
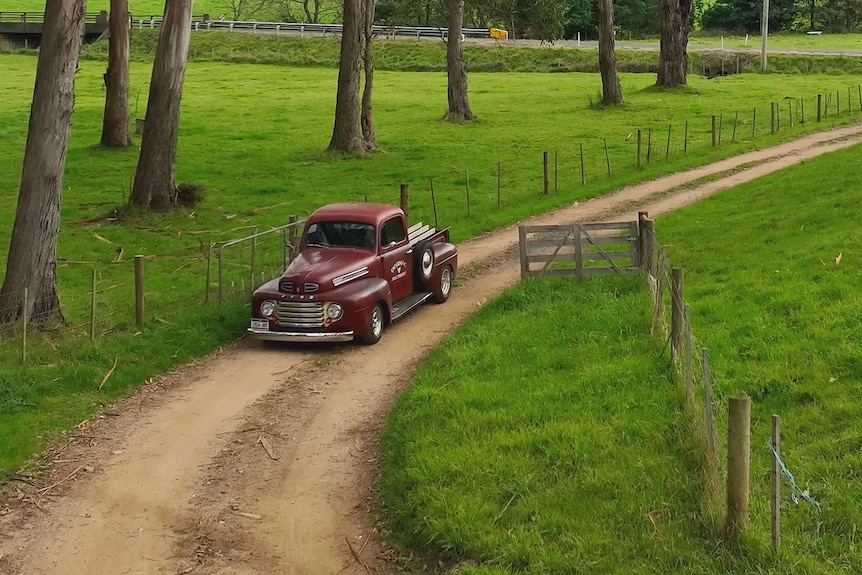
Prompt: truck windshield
<box><xmin>305</xmin><ymin>221</ymin><xmax>375</xmax><ymax>250</ymax></box>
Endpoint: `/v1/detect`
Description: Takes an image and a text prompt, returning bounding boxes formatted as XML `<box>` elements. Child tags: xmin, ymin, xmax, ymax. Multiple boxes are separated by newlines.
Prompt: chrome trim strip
<box><xmin>332</xmin><ymin>266</ymin><xmax>369</xmax><ymax>287</ymax></box>
<box><xmin>247</xmin><ymin>329</ymin><xmax>354</xmax><ymax>343</ymax></box>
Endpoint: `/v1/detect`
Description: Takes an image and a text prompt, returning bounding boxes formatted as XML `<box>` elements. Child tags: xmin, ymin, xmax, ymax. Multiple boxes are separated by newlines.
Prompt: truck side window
<box><xmin>381</xmin><ymin>218</ymin><xmax>406</xmax><ymax>247</ymax></box>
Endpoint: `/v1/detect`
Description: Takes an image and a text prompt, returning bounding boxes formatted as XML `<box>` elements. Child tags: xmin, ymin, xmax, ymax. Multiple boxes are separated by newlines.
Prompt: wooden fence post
<box><xmin>430</xmin><ymin>179</ymin><xmax>439</xmax><ymax>227</ymax></box>
<box><xmin>604</xmin><ymin>139</ymin><xmax>611</xmax><ymax>176</ymax></box>
<box><xmin>776</xmin><ymin>101</ymin><xmax>781</xmax><ymax>130</ymax></box>
<box><xmin>711</xmin><ymin>115</ymin><xmax>717</xmax><ymax>146</ymax></box>
<box><xmin>637</xmin><ymin>129</ymin><xmax>642</xmax><ymax>168</ymax></box>
<box><xmin>801</xmin><ymin>97</ymin><xmax>805</xmax><ymax>124</ymax></box>
<box><xmin>817</xmin><ymin>94</ymin><xmax>822</xmax><ymax>122</ymax></box>
<box><xmin>684</xmin><ymin>121</ymin><xmax>688</xmax><ymax>154</ymax></box>
<box><xmin>400</xmin><ymin>183</ymin><xmax>410</xmax><ymax>221</ymax></box>
<box><xmin>752</xmin><ymin>106</ymin><xmax>757</xmax><ymax>138</ymax></box>
<box><xmin>637</xmin><ymin>211</ymin><xmax>649</xmax><ymax>270</ymax></box>
<box><xmin>702</xmin><ymin>347</ymin><xmax>716</xmax><ymax>454</ymax></box>
<box><xmin>543</xmin><ymin>151</ymin><xmax>549</xmax><ymax>195</ymax></box>
<box><xmin>770</xmin><ymin>102</ymin><xmax>775</xmax><ymax>134</ymax></box>
<box><xmin>91</xmin><ymin>268</ymin><xmax>97</xmax><ymax>339</ymax></box>
<box><xmin>671</xmin><ymin>268</ymin><xmax>684</xmax><ymax>361</ymax></box>
<box><xmin>788</xmin><ymin>99</ymin><xmax>793</xmax><ymax>127</ymax></box>
<box><xmin>20</xmin><ymin>287</ymin><xmax>28</xmax><ymax>365</ymax></box>
<box><xmin>726</xmin><ymin>395</ymin><xmax>752</xmax><ymax>543</ymax></box>
<box><xmin>134</xmin><ymin>255</ymin><xmax>144</xmax><ymax>329</ymax></box>
<box><xmin>642</xmin><ymin>218</ymin><xmax>655</xmax><ymax>275</ymax></box>
<box><xmin>554</xmin><ymin>151</ymin><xmax>558</xmax><ymax>193</ymax></box>
<box><xmin>732</xmin><ymin>110</ymin><xmax>739</xmax><ymax>142</ymax></box>
<box><xmin>718</xmin><ymin>113</ymin><xmax>723</xmax><ymax>145</ymax></box>
<box><xmin>771</xmin><ymin>414</ymin><xmax>781</xmax><ymax>553</ymax></box>
<box><xmin>518</xmin><ymin>225</ymin><xmax>528</xmax><ymax>279</ymax></box>
<box><xmin>465</xmin><ymin>170</ymin><xmax>471</xmax><ymax>217</ymax></box>
<box><xmin>579</xmin><ymin>143</ymin><xmax>586</xmax><ymax>185</ymax></box>
<box><xmin>685</xmin><ymin>304</ymin><xmax>692</xmax><ymax>401</ymax></box>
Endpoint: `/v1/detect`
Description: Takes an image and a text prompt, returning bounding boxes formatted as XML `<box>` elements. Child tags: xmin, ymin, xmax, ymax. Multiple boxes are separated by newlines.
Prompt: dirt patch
<box><xmin>1</xmin><ymin>123</ymin><xmax>861</xmax><ymax>575</ymax></box>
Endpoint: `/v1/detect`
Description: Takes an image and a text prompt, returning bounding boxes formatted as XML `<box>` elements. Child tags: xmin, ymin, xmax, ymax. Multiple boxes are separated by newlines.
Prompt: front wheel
<box><xmin>358</xmin><ymin>303</ymin><xmax>384</xmax><ymax>345</ymax></box>
<box><xmin>432</xmin><ymin>265</ymin><xmax>453</xmax><ymax>304</ymax></box>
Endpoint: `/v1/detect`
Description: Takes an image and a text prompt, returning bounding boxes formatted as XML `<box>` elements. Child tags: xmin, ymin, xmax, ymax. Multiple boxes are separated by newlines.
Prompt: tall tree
<box><xmin>0</xmin><ymin>0</ymin><xmax>86</xmax><ymax>324</ymax></box>
<box><xmin>101</xmin><ymin>0</ymin><xmax>132</xmax><ymax>147</ymax></box>
<box><xmin>328</xmin><ymin>0</ymin><xmax>363</xmax><ymax>151</ymax></box>
<box><xmin>444</xmin><ymin>0</ymin><xmax>474</xmax><ymax>123</ymax></box>
<box><xmin>598</xmin><ymin>0</ymin><xmax>623</xmax><ymax>104</ymax></box>
<box><xmin>360</xmin><ymin>0</ymin><xmax>377</xmax><ymax>149</ymax></box>
<box><xmin>129</xmin><ymin>0</ymin><xmax>193</xmax><ymax>211</ymax></box>
<box><xmin>656</xmin><ymin>0</ymin><xmax>692</xmax><ymax>87</ymax></box>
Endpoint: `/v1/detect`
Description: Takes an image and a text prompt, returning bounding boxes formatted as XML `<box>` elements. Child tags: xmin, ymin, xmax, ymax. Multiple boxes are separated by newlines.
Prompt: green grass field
<box><xmin>379</xmin><ymin>142</ymin><xmax>862</xmax><ymax>573</ymax></box>
<box><xmin>0</xmin><ymin>50</ymin><xmax>859</xmax><ymax>481</ymax></box>
<box><xmin>380</xmin><ymin>276</ymin><xmax>717</xmax><ymax>574</ymax></box>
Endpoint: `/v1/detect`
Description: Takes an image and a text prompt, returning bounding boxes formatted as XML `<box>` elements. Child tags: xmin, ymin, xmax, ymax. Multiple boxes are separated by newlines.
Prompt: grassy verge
<box><xmin>656</xmin><ymin>142</ymin><xmax>862</xmax><ymax>571</ymax></box>
<box><xmin>0</xmin><ymin>53</ymin><xmax>859</xmax><ymax>480</ymax></box>
<box><xmin>379</xmin><ymin>275</ymin><xmax>719</xmax><ymax>574</ymax></box>
<box><xmin>379</xmin><ymin>143</ymin><xmax>862</xmax><ymax>574</ymax></box>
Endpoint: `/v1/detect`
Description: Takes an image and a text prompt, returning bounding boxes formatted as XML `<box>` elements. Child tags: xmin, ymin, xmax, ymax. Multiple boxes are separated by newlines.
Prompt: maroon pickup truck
<box><xmin>248</xmin><ymin>203</ymin><xmax>458</xmax><ymax>345</ymax></box>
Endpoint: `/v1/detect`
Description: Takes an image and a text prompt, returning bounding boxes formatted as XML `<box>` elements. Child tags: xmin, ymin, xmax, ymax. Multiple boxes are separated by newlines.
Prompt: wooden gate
<box><xmin>518</xmin><ymin>221</ymin><xmax>640</xmax><ymax>280</ymax></box>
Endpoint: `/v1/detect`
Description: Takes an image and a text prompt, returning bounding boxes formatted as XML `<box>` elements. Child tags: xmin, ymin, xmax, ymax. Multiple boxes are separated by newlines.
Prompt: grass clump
<box><xmin>380</xmin><ymin>275</ymin><xmax>719</xmax><ymax>573</ymax></box>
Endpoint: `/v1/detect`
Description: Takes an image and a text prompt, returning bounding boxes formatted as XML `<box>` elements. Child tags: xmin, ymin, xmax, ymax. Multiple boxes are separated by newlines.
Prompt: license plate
<box><xmin>250</xmin><ymin>319</ymin><xmax>269</xmax><ymax>331</ymax></box>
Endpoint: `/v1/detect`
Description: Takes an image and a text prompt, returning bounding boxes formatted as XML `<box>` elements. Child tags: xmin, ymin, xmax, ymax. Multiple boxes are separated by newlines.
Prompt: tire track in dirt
<box><xmin>1</xmin><ymin>123</ymin><xmax>861</xmax><ymax>575</ymax></box>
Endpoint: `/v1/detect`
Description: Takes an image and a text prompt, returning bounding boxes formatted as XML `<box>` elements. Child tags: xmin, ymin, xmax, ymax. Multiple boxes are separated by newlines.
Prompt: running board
<box><xmin>391</xmin><ymin>292</ymin><xmax>433</xmax><ymax>322</ymax></box>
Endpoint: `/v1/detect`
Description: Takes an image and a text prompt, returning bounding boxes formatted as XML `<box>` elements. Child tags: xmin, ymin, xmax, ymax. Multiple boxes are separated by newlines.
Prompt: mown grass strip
<box><xmin>380</xmin><ymin>275</ymin><xmax>720</xmax><ymax>574</ymax></box>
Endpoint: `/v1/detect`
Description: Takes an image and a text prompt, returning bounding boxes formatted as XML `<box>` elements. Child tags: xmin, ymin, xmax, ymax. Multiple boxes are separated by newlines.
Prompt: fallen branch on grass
<box><xmin>98</xmin><ymin>357</ymin><xmax>118</xmax><ymax>390</ymax></box>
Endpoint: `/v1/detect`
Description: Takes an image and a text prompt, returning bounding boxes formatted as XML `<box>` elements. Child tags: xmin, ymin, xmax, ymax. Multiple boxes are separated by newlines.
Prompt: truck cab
<box><xmin>248</xmin><ymin>203</ymin><xmax>458</xmax><ymax>345</ymax></box>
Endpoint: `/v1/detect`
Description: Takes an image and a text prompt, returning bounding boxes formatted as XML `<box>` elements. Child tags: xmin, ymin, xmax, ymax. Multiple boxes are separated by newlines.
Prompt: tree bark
<box><xmin>444</xmin><ymin>0</ymin><xmax>474</xmax><ymax>123</ymax></box>
<box><xmin>656</xmin><ymin>0</ymin><xmax>692</xmax><ymax>88</ymax></box>
<box><xmin>328</xmin><ymin>0</ymin><xmax>362</xmax><ymax>152</ymax></box>
<box><xmin>598</xmin><ymin>0</ymin><xmax>623</xmax><ymax>105</ymax></box>
<box><xmin>101</xmin><ymin>0</ymin><xmax>131</xmax><ymax>147</ymax></box>
<box><xmin>129</xmin><ymin>0</ymin><xmax>193</xmax><ymax>211</ymax></box>
<box><xmin>360</xmin><ymin>0</ymin><xmax>376</xmax><ymax>149</ymax></box>
<box><xmin>0</xmin><ymin>0</ymin><xmax>85</xmax><ymax>325</ymax></box>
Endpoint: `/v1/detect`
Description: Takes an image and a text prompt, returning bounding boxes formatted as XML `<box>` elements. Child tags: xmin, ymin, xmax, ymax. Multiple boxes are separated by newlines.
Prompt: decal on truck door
<box><xmin>390</xmin><ymin>259</ymin><xmax>408</xmax><ymax>281</ymax></box>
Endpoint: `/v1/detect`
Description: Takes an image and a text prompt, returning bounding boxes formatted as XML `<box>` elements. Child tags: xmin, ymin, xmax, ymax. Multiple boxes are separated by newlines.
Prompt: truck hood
<box><xmin>280</xmin><ymin>248</ymin><xmax>376</xmax><ymax>293</ymax></box>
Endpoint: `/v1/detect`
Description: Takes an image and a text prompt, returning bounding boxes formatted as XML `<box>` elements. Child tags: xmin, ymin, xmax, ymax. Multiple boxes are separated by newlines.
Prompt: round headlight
<box><xmin>260</xmin><ymin>300</ymin><xmax>277</xmax><ymax>318</ymax></box>
<box><xmin>326</xmin><ymin>302</ymin><xmax>344</xmax><ymax>321</ymax></box>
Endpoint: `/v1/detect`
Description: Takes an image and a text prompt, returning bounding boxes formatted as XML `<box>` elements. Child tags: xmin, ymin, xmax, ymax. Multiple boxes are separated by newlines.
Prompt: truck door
<box><xmin>380</xmin><ymin>216</ymin><xmax>413</xmax><ymax>303</ymax></box>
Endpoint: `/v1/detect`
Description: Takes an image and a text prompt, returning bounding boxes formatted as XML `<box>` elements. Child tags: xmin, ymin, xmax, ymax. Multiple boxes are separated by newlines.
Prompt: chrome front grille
<box><xmin>275</xmin><ymin>301</ymin><xmax>325</xmax><ymax>328</ymax></box>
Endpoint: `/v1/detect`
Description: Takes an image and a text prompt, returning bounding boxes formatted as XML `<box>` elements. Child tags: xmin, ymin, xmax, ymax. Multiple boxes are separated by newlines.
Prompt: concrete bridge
<box><xmin>0</xmin><ymin>11</ymin><xmax>109</xmax><ymax>49</ymax></box>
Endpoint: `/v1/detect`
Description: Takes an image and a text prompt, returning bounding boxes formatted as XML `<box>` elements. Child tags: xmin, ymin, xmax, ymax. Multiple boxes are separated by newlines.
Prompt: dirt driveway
<box><xmin>2</xmin><ymin>124</ymin><xmax>861</xmax><ymax>575</ymax></box>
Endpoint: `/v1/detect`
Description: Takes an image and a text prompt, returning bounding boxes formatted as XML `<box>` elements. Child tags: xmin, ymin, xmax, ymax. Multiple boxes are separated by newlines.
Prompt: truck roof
<box><xmin>308</xmin><ymin>203</ymin><xmax>403</xmax><ymax>227</ymax></box>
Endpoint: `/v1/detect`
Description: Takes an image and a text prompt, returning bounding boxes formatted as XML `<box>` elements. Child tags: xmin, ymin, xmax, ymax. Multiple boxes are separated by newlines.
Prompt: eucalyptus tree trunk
<box><xmin>101</xmin><ymin>0</ymin><xmax>131</xmax><ymax>147</ymax></box>
<box><xmin>328</xmin><ymin>0</ymin><xmax>363</xmax><ymax>152</ymax></box>
<box><xmin>130</xmin><ymin>0</ymin><xmax>193</xmax><ymax>211</ymax></box>
<box><xmin>0</xmin><ymin>0</ymin><xmax>86</xmax><ymax>324</ymax></box>
<box><xmin>360</xmin><ymin>0</ymin><xmax>376</xmax><ymax>150</ymax></box>
<box><xmin>443</xmin><ymin>0</ymin><xmax>474</xmax><ymax>123</ymax></box>
<box><xmin>598</xmin><ymin>0</ymin><xmax>623</xmax><ymax>104</ymax></box>
<box><xmin>656</xmin><ymin>0</ymin><xmax>692</xmax><ymax>88</ymax></box>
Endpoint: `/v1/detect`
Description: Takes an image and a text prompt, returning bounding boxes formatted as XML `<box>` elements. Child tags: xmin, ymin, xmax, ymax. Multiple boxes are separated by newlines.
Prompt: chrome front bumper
<box><xmin>246</xmin><ymin>328</ymin><xmax>355</xmax><ymax>343</ymax></box>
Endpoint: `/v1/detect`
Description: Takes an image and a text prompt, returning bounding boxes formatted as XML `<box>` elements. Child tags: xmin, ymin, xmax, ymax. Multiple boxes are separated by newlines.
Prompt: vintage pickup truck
<box><xmin>248</xmin><ymin>203</ymin><xmax>458</xmax><ymax>345</ymax></box>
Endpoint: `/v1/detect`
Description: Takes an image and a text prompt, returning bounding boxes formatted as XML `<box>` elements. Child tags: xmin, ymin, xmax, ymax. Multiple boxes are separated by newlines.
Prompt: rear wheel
<box><xmin>359</xmin><ymin>303</ymin><xmax>384</xmax><ymax>345</ymax></box>
<box><xmin>433</xmin><ymin>265</ymin><xmax>453</xmax><ymax>304</ymax></box>
<box><xmin>413</xmin><ymin>242</ymin><xmax>435</xmax><ymax>286</ymax></box>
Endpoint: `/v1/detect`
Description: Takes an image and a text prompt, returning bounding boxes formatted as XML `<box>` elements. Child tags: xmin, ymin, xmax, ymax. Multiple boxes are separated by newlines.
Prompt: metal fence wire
<box><xmin>212</xmin><ymin>218</ymin><xmax>305</xmax><ymax>307</ymax></box>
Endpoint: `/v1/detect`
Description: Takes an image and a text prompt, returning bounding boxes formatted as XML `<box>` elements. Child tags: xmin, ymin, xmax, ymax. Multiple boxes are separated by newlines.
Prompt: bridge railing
<box><xmin>0</xmin><ymin>12</ymin><xmax>492</xmax><ymax>39</ymax></box>
<box><xmin>0</xmin><ymin>11</ymin><xmax>104</xmax><ymax>24</ymax></box>
<box><xmin>130</xmin><ymin>17</ymin><xmax>492</xmax><ymax>39</ymax></box>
